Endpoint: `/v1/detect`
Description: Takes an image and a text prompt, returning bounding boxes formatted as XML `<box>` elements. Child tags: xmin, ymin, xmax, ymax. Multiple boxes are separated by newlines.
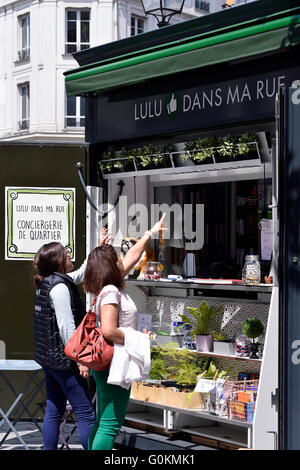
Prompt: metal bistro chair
<box><xmin>58</xmin><ymin>392</ymin><xmax>97</xmax><ymax>450</ymax></box>
<box><xmin>58</xmin><ymin>401</ymin><xmax>77</xmax><ymax>450</ymax></box>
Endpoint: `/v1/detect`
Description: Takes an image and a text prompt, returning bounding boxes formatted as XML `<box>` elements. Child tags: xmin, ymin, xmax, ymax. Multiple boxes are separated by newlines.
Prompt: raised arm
<box><xmin>122</xmin><ymin>213</ymin><xmax>167</xmax><ymax>278</ymax></box>
<box><xmin>68</xmin><ymin>228</ymin><xmax>111</xmax><ymax>284</ymax></box>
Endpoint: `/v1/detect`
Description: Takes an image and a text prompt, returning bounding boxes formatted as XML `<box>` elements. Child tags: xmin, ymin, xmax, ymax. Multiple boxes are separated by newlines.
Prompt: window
<box><xmin>65</xmin><ymin>95</ymin><xmax>85</xmax><ymax>127</ymax></box>
<box><xmin>65</xmin><ymin>10</ymin><xmax>90</xmax><ymax>54</ymax></box>
<box><xmin>18</xmin><ymin>14</ymin><xmax>30</xmax><ymax>60</ymax></box>
<box><xmin>18</xmin><ymin>83</ymin><xmax>30</xmax><ymax>130</ymax></box>
<box><xmin>154</xmin><ymin>179</ymin><xmax>270</xmax><ymax>279</ymax></box>
<box><xmin>195</xmin><ymin>0</ymin><xmax>210</xmax><ymax>11</ymax></box>
<box><xmin>131</xmin><ymin>16</ymin><xmax>145</xmax><ymax>36</ymax></box>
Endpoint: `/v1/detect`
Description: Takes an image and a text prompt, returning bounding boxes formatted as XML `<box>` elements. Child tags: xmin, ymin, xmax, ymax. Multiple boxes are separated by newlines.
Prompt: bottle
<box><xmin>242</xmin><ymin>253</ymin><xmax>261</xmax><ymax>285</ymax></box>
<box><xmin>158</xmin><ymin>229</ymin><xmax>167</xmax><ymax>278</ymax></box>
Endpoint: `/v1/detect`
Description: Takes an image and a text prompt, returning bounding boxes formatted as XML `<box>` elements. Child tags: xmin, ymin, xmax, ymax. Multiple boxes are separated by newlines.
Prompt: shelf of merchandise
<box><xmin>125</xmin><ymin>280</ymin><xmax>278</xmax><ymax>449</ymax></box>
<box><xmin>126</xmin><ymin>279</ymin><xmax>272</xmax><ymax>292</ymax></box>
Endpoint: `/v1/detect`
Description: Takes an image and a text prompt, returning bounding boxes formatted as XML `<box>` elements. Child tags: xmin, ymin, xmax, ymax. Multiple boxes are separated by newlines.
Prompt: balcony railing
<box><xmin>18</xmin><ymin>119</ymin><xmax>30</xmax><ymax>130</ymax></box>
<box><xmin>17</xmin><ymin>48</ymin><xmax>30</xmax><ymax>61</ymax></box>
<box><xmin>65</xmin><ymin>43</ymin><xmax>90</xmax><ymax>54</ymax></box>
<box><xmin>195</xmin><ymin>0</ymin><xmax>210</xmax><ymax>12</ymax></box>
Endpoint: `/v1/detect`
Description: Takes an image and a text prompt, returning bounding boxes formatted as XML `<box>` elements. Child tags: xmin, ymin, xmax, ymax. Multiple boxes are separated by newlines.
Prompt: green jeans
<box><xmin>88</xmin><ymin>369</ymin><xmax>131</xmax><ymax>450</ymax></box>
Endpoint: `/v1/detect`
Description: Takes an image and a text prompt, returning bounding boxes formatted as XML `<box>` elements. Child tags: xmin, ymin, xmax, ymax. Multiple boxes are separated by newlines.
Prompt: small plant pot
<box><xmin>195</xmin><ymin>334</ymin><xmax>214</xmax><ymax>352</ymax></box>
<box><xmin>173</xmin><ymin>152</ymin><xmax>195</xmax><ymax>167</ymax></box>
<box><xmin>193</xmin><ymin>156</ymin><xmax>214</xmax><ymax>166</ymax></box>
<box><xmin>214</xmin><ymin>152</ymin><xmax>236</xmax><ymax>163</ymax></box>
<box><xmin>101</xmin><ymin>157</ymin><xmax>135</xmax><ymax>174</ymax></box>
<box><xmin>248</xmin><ymin>342</ymin><xmax>260</xmax><ymax>359</ymax></box>
<box><xmin>135</xmin><ymin>154</ymin><xmax>171</xmax><ymax>171</ymax></box>
<box><xmin>213</xmin><ymin>340</ymin><xmax>235</xmax><ymax>356</ymax></box>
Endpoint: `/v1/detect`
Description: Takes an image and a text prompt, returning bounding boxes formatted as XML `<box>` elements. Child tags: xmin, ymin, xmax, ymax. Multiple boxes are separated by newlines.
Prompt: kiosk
<box><xmin>65</xmin><ymin>0</ymin><xmax>300</xmax><ymax>449</ymax></box>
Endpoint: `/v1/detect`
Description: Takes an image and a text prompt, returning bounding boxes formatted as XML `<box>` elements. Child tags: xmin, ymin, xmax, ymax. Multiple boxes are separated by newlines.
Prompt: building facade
<box><xmin>0</xmin><ymin>0</ymin><xmax>227</xmax><ymax>142</ymax></box>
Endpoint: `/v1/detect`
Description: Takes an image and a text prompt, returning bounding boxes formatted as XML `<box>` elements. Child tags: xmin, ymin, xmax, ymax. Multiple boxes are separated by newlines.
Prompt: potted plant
<box><xmin>236</xmin><ymin>131</ymin><xmax>260</xmax><ymax>161</ymax></box>
<box><xmin>242</xmin><ymin>317</ymin><xmax>264</xmax><ymax>359</ymax></box>
<box><xmin>179</xmin><ymin>301</ymin><xmax>222</xmax><ymax>352</ymax></box>
<box><xmin>215</xmin><ymin>134</ymin><xmax>239</xmax><ymax>162</ymax></box>
<box><xmin>100</xmin><ymin>148</ymin><xmax>135</xmax><ymax>174</ymax></box>
<box><xmin>214</xmin><ymin>132</ymin><xmax>260</xmax><ymax>163</ymax></box>
<box><xmin>176</xmin><ymin>137</ymin><xmax>219</xmax><ymax>167</ymax></box>
<box><xmin>135</xmin><ymin>144</ymin><xmax>172</xmax><ymax>170</ymax></box>
<box><xmin>213</xmin><ymin>331</ymin><xmax>235</xmax><ymax>356</ymax></box>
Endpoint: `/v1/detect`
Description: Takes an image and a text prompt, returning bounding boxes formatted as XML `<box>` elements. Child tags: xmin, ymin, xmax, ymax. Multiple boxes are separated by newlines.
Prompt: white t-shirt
<box><xmin>49</xmin><ymin>259</ymin><xmax>87</xmax><ymax>345</ymax></box>
<box><xmin>95</xmin><ymin>284</ymin><xmax>137</xmax><ymax>330</ymax></box>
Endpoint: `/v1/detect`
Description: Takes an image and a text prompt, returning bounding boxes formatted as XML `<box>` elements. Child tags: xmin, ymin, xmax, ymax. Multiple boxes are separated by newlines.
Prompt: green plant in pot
<box><xmin>237</xmin><ymin>131</ymin><xmax>259</xmax><ymax>159</ymax></box>
<box><xmin>242</xmin><ymin>317</ymin><xmax>264</xmax><ymax>359</ymax></box>
<box><xmin>179</xmin><ymin>301</ymin><xmax>222</xmax><ymax>352</ymax></box>
<box><xmin>213</xmin><ymin>331</ymin><xmax>235</xmax><ymax>355</ymax></box>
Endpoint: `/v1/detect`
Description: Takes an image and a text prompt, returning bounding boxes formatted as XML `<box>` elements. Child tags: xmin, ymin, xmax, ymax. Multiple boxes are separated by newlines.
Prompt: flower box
<box><xmin>100</xmin><ymin>157</ymin><xmax>135</xmax><ymax>175</ymax></box>
<box><xmin>213</xmin><ymin>141</ymin><xmax>260</xmax><ymax>163</ymax></box>
<box><xmin>134</xmin><ymin>153</ymin><xmax>172</xmax><ymax>171</ymax></box>
<box><xmin>172</xmin><ymin>151</ymin><xmax>213</xmax><ymax>168</ymax></box>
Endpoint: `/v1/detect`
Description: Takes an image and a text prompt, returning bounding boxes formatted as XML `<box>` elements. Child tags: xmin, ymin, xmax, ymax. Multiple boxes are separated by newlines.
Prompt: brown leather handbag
<box><xmin>64</xmin><ymin>293</ymin><xmax>114</xmax><ymax>371</ymax></box>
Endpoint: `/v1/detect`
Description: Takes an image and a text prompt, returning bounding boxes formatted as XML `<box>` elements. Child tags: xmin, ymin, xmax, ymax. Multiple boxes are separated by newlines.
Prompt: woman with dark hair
<box><xmin>33</xmin><ymin>230</ymin><xmax>110</xmax><ymax>450</ymax></box>
<box><xmin>84</xmin><ymin>215</ymin><xmax>167</xmax><ymax>451</ymax></box>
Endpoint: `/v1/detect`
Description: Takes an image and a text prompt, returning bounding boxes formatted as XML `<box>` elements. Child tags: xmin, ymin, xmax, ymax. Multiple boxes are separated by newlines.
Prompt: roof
<box><xmin>64</xmin><ymin>0</ymin><xmax>300</xmax><ymax>97</ymax></box>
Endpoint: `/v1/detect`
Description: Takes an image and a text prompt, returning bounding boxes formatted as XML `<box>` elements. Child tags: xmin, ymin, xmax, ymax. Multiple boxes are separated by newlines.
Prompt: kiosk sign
<box><xmin>92</xmin><ymin>66</ymin><xmax>300</xmax><ymax>143</ymax></box>
<box><xmin>5</xmin><ymin>187</ymin><xmax>75</xmax><ymax>260</ymax></box>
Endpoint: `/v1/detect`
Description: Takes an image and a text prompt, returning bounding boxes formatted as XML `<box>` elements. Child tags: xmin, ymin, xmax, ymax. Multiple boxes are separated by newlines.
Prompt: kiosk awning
<box><xmin>65</xmin><ymin>11</ymin><xmax>300</xmax><ymax>97</ymax></box>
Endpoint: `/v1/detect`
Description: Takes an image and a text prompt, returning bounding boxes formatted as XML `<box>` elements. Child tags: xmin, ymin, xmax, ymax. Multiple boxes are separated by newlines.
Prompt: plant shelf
<box><xmin>100</xmin><ymin>140</ymin><xmax>263</xmax><ymax>179</ymax></box>
<box><xmin>192</xmin><ymin>350</ymin><xmax>262</xmax><ymax>363</ymax></box>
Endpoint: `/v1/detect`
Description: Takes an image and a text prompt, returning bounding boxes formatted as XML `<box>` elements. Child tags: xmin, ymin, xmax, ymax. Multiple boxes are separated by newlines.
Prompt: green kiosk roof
<box><xmin>65</xmin><ymin>0</ymin><xmax>300</xmax><ymax>97</ymax></box>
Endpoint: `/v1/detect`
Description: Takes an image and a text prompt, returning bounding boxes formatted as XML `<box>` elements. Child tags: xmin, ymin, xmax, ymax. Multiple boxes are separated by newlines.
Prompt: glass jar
<box><xmin>242</xmin><ymin>254</ymin><xmax>261</xmax><ymax>285</ymax></box>
<box><xmin>182</xmin><ymin>326</ymin><xmax>197</xmax><ymax>350</ymax></box>
<box><xmin>144</xmin><ymin>262</ymin><xmax>162</xmax><ymax>280</ymax></box>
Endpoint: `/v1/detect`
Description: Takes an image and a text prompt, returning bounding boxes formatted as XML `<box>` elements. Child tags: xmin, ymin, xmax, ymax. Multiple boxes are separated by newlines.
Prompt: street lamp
<box><xmin>140</xmin><ymin>0</ymin><xmax>186</xmax><ymax>28</ymax></box>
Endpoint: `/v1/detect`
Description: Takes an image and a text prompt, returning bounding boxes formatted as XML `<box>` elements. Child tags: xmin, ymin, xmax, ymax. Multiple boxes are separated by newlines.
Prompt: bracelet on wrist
<box><xmin>144</xmin><ymin>230</ymin><xmax>154</xmax><ymax>239</ymax></box>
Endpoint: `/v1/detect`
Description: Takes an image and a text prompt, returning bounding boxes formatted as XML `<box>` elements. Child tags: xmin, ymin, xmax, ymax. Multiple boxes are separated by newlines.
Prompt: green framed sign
<box><xmin>5</xmin><ymin>187</ymin><xmax>76</xmax><ymax>261</ymax></box>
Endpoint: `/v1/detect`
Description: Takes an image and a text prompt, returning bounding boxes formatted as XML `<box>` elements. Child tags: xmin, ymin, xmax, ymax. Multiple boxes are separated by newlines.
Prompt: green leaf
<box><xmin>205</xmin><ymin>361</ymin><xmax>217</xmax><ymax>378</ymax></box>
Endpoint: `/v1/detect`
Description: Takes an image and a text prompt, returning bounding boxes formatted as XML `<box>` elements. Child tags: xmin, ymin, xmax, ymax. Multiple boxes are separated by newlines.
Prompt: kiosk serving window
<box><xmin>154</xmin><ymin>178</ymin><xmax>272</xmax><ymax>279</ymax></box>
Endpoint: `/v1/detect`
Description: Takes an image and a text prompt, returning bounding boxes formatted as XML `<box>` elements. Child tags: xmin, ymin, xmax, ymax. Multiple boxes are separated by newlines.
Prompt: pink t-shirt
<box><xmin>95</xmin><ymin>284</ymin><xmax>137</xmax><ymax>329</ymax></box>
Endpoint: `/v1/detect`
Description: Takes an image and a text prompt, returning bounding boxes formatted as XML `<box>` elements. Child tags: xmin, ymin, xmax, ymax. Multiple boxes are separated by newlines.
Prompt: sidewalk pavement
<box><xmin>0</xmin><ymin>421</ymin><xmax>216</xmax><ymax>451</ymax></box>
<box><xmin>0</xmin><ymin>421</ymin><xmax>82</xmax><ymax>450</ymax></box>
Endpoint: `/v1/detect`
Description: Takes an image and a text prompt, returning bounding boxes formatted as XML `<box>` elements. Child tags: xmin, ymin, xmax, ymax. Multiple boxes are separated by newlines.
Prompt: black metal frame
<box><xmin>141</xmin><ymin>0</ymin><xmax>185</xmax><ymax>27</ymax></box>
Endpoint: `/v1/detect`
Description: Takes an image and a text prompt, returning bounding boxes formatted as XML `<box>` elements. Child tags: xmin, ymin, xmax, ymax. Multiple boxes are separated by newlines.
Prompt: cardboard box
<box><xmin>130</xmin><ymin>382</ymin><xmax>161</xmax><ymax>403</ymax></box>
<box><xmin>159</xmin><ymin>387</ymin><xmax>206</xmax><ymax>409</ymax></box>
<box><xmin>130</xmin><ymin>382</ymin><xmax>206</xmax><ymax>409</ymax></box>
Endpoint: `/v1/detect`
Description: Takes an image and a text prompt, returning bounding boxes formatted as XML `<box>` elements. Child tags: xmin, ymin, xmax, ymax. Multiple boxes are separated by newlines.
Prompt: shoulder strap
<box><xmin>88</xmin><ymin>290</ymin><xmax>101</xmax><ymax>313</ymax></box>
